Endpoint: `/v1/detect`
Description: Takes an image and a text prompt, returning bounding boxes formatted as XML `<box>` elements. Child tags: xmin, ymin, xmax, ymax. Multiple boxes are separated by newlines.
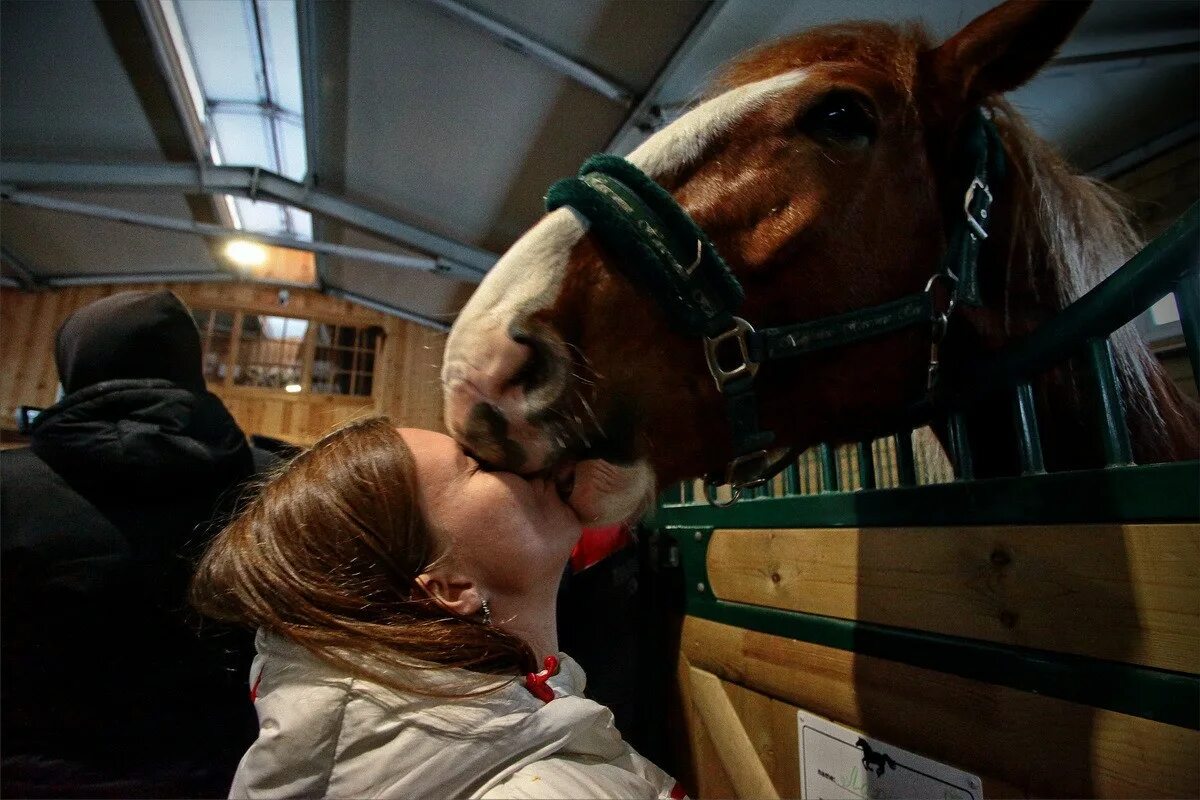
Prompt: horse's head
<box><xmin>443</xmin><ymin>0</ymin><xmax>1091</xmax><ymax>521</ymax></box>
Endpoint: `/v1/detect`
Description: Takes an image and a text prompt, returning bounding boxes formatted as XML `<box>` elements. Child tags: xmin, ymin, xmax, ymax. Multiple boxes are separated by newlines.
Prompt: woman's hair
<box><xmin>191</xmin><ymin>416</ymin><xmax>536</xmax><ymax>695</ymax></box>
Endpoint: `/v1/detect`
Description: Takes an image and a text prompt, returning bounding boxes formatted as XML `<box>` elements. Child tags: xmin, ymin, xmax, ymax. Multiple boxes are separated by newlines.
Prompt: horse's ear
<box><xmin>925</xmin><ymin>0</ymin><xmax>1091</xmax><ymax>105</ymax></box>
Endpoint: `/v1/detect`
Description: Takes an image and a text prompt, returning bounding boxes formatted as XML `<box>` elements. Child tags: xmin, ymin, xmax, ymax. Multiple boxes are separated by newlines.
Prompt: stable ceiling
<box><xmin>2</xmin><ymin>0</ymin><xmax>1197</xmax><ymax>331</ymax></box>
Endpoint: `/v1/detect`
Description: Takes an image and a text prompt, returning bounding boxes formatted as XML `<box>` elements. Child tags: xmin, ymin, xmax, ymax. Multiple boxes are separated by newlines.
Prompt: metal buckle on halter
<box><xmin>963</xmin><ymin>177</ymin><xmax>993</xmax><ymax>240</ymax></box>
<box><xmin>704</xmin><ymin>317</ymin><xmax>759</xmax><ymax>390</ymax></box>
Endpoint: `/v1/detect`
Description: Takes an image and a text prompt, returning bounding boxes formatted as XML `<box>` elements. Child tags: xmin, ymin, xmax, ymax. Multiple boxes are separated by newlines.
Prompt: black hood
<box><xmin>30</xmin><ymin>379</ymin><xmax>254</xmax><ymax>489</ymax></box>
<box><xmin>55</xmin><ymin>290</ymin><xmax>206</xmax><ymax>395</ymax></box>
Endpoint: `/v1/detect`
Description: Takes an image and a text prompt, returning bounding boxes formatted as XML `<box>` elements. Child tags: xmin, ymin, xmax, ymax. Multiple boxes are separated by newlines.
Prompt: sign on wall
<box><xmin>797</xmin><ymin>712</ymin><xmax>982</xmax><ymax>800</ymax></box>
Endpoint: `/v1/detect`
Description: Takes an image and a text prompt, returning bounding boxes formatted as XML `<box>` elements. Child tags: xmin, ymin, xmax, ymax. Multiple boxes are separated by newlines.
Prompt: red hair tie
<box><xmin>524</xmin><ymin>655</ymin><xmax>559</xmax><ymax>703</ymax></box>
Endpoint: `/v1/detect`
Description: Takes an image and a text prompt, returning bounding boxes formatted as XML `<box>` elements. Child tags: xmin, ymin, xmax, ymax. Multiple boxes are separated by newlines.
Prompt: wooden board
<box><xmin>0</xmin><ymin>284</ymin><xmax>446</xmax><ymax>444</ymax></box>
<box><xmin>707</xmin><ymin>524</ymin><xmax>1200</xmax><ymax>673</ymax></box>
<box><xmin>682</xmin><ymin>616</ymin><xmax>1199</xmax><ymax>798</ymax></box>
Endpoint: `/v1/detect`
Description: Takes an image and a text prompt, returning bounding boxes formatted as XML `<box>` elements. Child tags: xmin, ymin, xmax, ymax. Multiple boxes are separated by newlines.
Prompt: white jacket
<box><xmin>230</xmin><ymin>630</ymin><xmax>681</xmax><ymax>799</ymax></box>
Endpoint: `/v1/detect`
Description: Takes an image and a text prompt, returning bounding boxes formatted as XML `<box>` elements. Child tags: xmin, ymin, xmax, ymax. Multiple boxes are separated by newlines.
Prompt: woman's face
<box><xmin>398</xmin><ymin>428</ymin><xmax>581</xmax><ymax>594</ymax></box>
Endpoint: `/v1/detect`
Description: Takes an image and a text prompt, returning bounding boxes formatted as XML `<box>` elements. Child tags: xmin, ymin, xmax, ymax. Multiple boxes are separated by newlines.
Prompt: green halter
<box><xmin>545</xmin><ymin>109</ymin><xmax>1005</xmax><ymax>503</ymax></box>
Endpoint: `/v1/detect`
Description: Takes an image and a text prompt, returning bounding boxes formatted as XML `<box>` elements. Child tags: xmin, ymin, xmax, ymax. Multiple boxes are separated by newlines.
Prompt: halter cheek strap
<box><xmin>545</xmin><ymin>110</ymin><xmax>1004</xmax><ymax>501</ymax></box>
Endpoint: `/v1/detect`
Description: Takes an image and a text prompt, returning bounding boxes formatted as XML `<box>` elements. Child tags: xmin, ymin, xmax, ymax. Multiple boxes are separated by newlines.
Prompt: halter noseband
<box><xmin>545</xmin><ymin>109</ymin><xmax>1005</xmax><ymax>504</ymax></box>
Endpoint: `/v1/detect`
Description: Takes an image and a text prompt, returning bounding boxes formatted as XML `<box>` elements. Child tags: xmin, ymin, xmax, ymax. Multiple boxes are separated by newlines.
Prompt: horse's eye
<box><xmin>800</xmin><ymin>92</ymin><xmax>876</xmax><ymax>150</ymax></box>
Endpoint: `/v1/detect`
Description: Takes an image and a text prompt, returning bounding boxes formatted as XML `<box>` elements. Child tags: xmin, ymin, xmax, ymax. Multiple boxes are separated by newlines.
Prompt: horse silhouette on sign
<box><xmin>857</xmin><ymin>737</ymin><xmax>899</xmax><ymax>777</ymax></box>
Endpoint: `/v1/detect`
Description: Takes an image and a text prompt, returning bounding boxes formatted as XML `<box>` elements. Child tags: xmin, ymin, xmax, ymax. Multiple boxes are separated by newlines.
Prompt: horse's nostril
<box><xmin>507</xmin><ymin>328</ymin><xmax>567</xmax><ymax>410</ymax></box>
<box><xmin>510</xmin><ymin>332</ymin><xmax>549</xmax><ymax>393</ymax></box>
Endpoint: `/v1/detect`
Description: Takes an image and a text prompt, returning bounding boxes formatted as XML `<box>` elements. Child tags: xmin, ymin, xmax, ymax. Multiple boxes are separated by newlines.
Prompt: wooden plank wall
<box><xmin>679</xmin><ymin>618</ymin><xmax>1198</xmax><ymax>799</ymax></box>
<box><xmin>672</xmin><ymin>523</ymin><xmax>1199</xmax><ymax>798</ymax></box>
<box><xmin>0</xmin><ymin>282</ymin><xmax>447</xmax><ymax>445</ymax></box>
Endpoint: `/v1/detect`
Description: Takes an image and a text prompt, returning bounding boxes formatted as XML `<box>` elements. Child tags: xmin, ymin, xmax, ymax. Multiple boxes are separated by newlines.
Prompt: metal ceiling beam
<box><xmin>0</xmin><ymin>187</ymin><xmax>483</xmax><ymax>283</ymax></box>
<box><xmin>297</xmin><ymin>0</ymin><xmax>330</xmax><ymax>289</ymax></box>
<box><xmin>47</xmin><ymin>271</ymin><xmax>237</xmax><ymax>287</ymax></box>
<box><xmin>1047</xmin><ymin>41</ymin><xmax>1199</xmax><ymax>74</ymax></box>
<box><xmin>325</xmin><ymin>287</ymin><xmax>452</xmax><ymax>332</ymax></box>
<box><xmin>43</xmin><ymin>270</ymin><xmax>316</xmax><ymax>289</ymax></box>
<box><xmin>605</xmin><ymin>0</ymin><xmax>728</xmax><ymax>153</ymax></box>
<box><xmin>1</xmin><ymin>246</ymin><xmax>46</xmax><ymax>289</ymax></box>
<box><xmin>422</xmin><ymin>0</ymin><xmax>632</xmax><ymax>106</ymax></box>
<box><xmin>1090</xmin><ymin>120</ymin><xmax>1200</xmax><ymax>180</ymax></box>
<box><xmin>134</xmin><ymin>0</ymin><xmax>211</xmax><ymax>168</ymax></box>
<box><xmin>0</xmin><ymin>161</ymin><xmax>496</xmax><ymax>275</ymax></box>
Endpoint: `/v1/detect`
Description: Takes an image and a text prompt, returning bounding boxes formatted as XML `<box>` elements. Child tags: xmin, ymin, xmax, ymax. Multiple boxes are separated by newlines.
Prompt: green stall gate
<box><xmin>643</xmin><ymin>205</ymin><xmax>1199</xmax><ymax>798</ymax></box>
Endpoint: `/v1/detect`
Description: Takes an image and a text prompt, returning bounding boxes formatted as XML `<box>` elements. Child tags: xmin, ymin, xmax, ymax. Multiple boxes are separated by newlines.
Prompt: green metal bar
<box><xmin>819</xmin><ymin>443</ymin><xmax>839</xmax><ymax>492</ymax></box>
<box><xmin>856</xmin><ymin>441</ymin><xmax>876</xmax><ymax>490</ymax></box>
<box><xmin>666</xmin><ymin>527</ymin><xmax>1199</xmax><ymax>730</ymax></box>
<box><xmin>947</xmin><ymin>413</ymin><xmax>975</xmax><ymax>481</ymax></box>
<box><xmin>675</xmin><ymin>593</ymin><xmax>1198</xmax><ymax>731</ymax></box>
<box><xmin>1176</xmin><ymin>268</ymin><xmax>1200</xmax><ymax>397</ymax></box>
<box><xmin>781</xmin><ymin>463</ymin><xmax>799</xmax><ymax>496</ymax></box>
<box><xmin>894</xmin><ymin>430</ymin><xmax>916</xmax><ymax>486</ymax></box>
<box><xmin>656</xmin><ymin>461</ymin><xmax>1199</xmax><ymax>526</ymax></box>
<box><xmin>890</xmin><ymin>204</ymin><xmax>1200</xmax><ymax>433</ymax></box>
<box><xmin>1087</xmin><ymin>337</ymin><xmax>1135</xmax><ymax>466</ymax></box>
<box><xmin>1014</xmin><ymin>382</ymin><xmax>1046</xmax><ymax>475</ymax></box>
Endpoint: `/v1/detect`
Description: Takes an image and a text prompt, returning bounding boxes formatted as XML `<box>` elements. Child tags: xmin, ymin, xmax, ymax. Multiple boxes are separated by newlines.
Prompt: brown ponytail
<box><xmin>191</xmin><ymin>416</ymin><xmax>535</xmax><ymax>696</ymax></box>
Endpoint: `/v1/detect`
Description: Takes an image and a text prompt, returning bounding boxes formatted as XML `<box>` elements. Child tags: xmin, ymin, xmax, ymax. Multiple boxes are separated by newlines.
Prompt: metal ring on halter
<box><xmin>703</xmin><ymin>480</ymin><xmax>741</xmax><ymax>508</ymax></box>
<box><xmin>924</xmin><ymin>272</ymin><xmax>958</xmax><ymax>340</ymax></box>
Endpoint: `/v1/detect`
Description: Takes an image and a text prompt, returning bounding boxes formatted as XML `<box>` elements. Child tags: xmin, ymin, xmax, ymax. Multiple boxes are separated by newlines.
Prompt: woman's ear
<box><xmin>414</xmin><ymin>570</ymin><xmax>484</xmax><ymax>617</ymax></box>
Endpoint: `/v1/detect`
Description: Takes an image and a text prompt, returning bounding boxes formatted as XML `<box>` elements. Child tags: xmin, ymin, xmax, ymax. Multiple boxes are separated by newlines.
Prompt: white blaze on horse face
<box><xmin>627</xmin><ymin>68</ymin><xmax>809</xmax><ymax>176</ymax></box>
<box><xmin>443</xmin><ymin>68</ymin><xmax>811</xmax><ymax>462</ymax></box>
<box><xmin>443</xmin><ymin>207</ymin><xmax>588</xmax><ymax>407</ymax></box>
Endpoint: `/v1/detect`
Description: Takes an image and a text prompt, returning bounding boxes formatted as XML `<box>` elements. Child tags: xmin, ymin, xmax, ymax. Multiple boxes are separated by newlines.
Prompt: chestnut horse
<box><xmin>442</xmin><ymin>0</ymin><xmax>1198</xmax><ymax>524</ymax></box>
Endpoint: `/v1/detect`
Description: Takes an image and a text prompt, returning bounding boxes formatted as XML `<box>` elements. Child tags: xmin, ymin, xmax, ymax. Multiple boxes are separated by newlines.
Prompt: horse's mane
<box><xmin>986</xmin><ymin>100</ymin><xmax>1160</xmax><ymax>421</ymax></box>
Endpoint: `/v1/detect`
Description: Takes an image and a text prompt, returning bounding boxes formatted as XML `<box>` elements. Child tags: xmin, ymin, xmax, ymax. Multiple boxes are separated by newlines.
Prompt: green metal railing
<box><xmin>647</xmin><ymin>204</ymin><xmax>1200</xmax><ymax>732</ymax></box>
<box><xmin>664</xmin><ymin>202</ymin><xmax>1200</xmax><ymax>506</ymax></box>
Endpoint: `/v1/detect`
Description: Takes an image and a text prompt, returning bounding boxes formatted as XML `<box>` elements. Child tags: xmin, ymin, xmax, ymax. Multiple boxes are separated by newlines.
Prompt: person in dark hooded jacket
<box><xmin>1</xmin><ymin>290</ymin><xmax>276</xmax><ymax>798</ymax></box>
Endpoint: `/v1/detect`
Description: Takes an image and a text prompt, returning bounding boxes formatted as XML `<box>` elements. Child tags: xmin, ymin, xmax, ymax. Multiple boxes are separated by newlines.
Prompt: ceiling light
<box><xmin>285</xmin><ymin>383</ymin><xmax>302</xmax><ymax>393</ymax></box>
<box><xmin>224</xmin><ymin>239</ymin><xmax>268</xmax><ymax>268</ymax></box>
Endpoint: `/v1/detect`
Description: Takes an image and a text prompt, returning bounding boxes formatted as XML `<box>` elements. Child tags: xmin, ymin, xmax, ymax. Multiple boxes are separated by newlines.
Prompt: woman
<box><xmin>192</xmin><ymin>417</ymin><xmax>682</xmax><ymax>799</ymax></box>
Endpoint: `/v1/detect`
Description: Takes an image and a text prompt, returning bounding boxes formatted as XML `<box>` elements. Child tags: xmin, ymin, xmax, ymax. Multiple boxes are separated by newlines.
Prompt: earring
<box><xmin>480</xmin><ymin>598</ymin><xmax>492</xmax><ymax>625</ymax></box>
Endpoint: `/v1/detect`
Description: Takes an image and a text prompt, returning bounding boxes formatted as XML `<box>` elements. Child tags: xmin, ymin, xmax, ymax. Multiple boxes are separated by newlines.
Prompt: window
<box><xmin>191</xmin><ymin>307</ymin><xmax>383</xmax><ymax>397</ymax></box>
<box><xmin>234</xmin><ymin>314</ymin><xmax>308</xmax><ymax>390</ymax></box>
<box><xmin>312</xmin><ymin>323</ymin><xmax>382</xmax><ymax>397</ymax></box>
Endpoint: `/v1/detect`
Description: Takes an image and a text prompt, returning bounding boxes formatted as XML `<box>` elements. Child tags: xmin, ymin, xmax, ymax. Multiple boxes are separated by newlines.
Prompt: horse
<box><xmin>441</xmin><ymin>0</ymin><xmax>1199</xmax><ymax>524</ymax></box>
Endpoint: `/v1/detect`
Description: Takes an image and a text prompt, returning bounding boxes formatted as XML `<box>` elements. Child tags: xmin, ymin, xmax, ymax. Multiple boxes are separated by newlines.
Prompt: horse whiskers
<box><xmin>578</xmin><ymin>395</ymin><xmax>606</xmax><ymax>439</ymax></box>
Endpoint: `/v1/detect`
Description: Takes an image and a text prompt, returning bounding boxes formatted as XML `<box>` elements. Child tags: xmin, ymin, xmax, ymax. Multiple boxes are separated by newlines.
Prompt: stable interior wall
<box><xmin>0</xmin><ymin>282</ymin><xmax>447</xmax><ymax>446</ymax></box>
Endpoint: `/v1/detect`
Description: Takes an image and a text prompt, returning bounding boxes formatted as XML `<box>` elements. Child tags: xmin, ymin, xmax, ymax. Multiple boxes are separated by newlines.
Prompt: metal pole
<box><xmin>895</xmin><ymin>430</ymin><xmax>917</xmax><ymax>487</ymax></box>
<box><xmin>422</xmin><ymin>0</ymin><xmax>633</xmax><ymax>105</ymax></box>
<box><xmin>1014</xmin><ymin>383</ymin><xmax>1046</xmax><ymax>475</ymax></box>
<box><xmin>947</xmin><ymin>413</ymin><xmax>975</xmax><ymax>481</ymax></box>
<box><xmin>0</xmin><ymin>188</ymin><xmax>482</xmax><ymax>282</ymax></box>
<box><xmin>1175</xmin><ymin>269</ymin><xmax>1200</xmax><ymax>397</ymax></box>
<box><xmin>819</xmin><ymin>444</ymin><xmax>839</xmax><ymax>492</ymax></box>
<box><xmin>1087</xmin><ymin>337</ymin><xmax>1135</xmax><ymax>466</ymax></box>
<box><xmin>781</xmin><ymin>463</ymin><xmax>799</xmax><ymax>496</ymax></box>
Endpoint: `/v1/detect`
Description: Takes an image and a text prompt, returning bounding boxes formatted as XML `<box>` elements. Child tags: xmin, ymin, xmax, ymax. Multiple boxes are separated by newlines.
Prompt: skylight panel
<box><xmin>166</xmin><ymin>0</ymin><xmax>311</xmax><ymax>239</ymax></box>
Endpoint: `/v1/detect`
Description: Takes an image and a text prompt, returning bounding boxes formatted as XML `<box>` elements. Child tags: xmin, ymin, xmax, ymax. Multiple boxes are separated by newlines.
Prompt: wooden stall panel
<box><xmin>0</xmin><ymin>284</ymin><xmax>447</xmax><ymax>444</ymax></box>
<box><xmin>707</xmin><ymin>524</ymin><xmax>1200</xmax><ymax>674</ymax></box>
<box><xmin>681</xmin><ymin>616</ymin><xmax>1199</xmax><ymax>798</ymax></box>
